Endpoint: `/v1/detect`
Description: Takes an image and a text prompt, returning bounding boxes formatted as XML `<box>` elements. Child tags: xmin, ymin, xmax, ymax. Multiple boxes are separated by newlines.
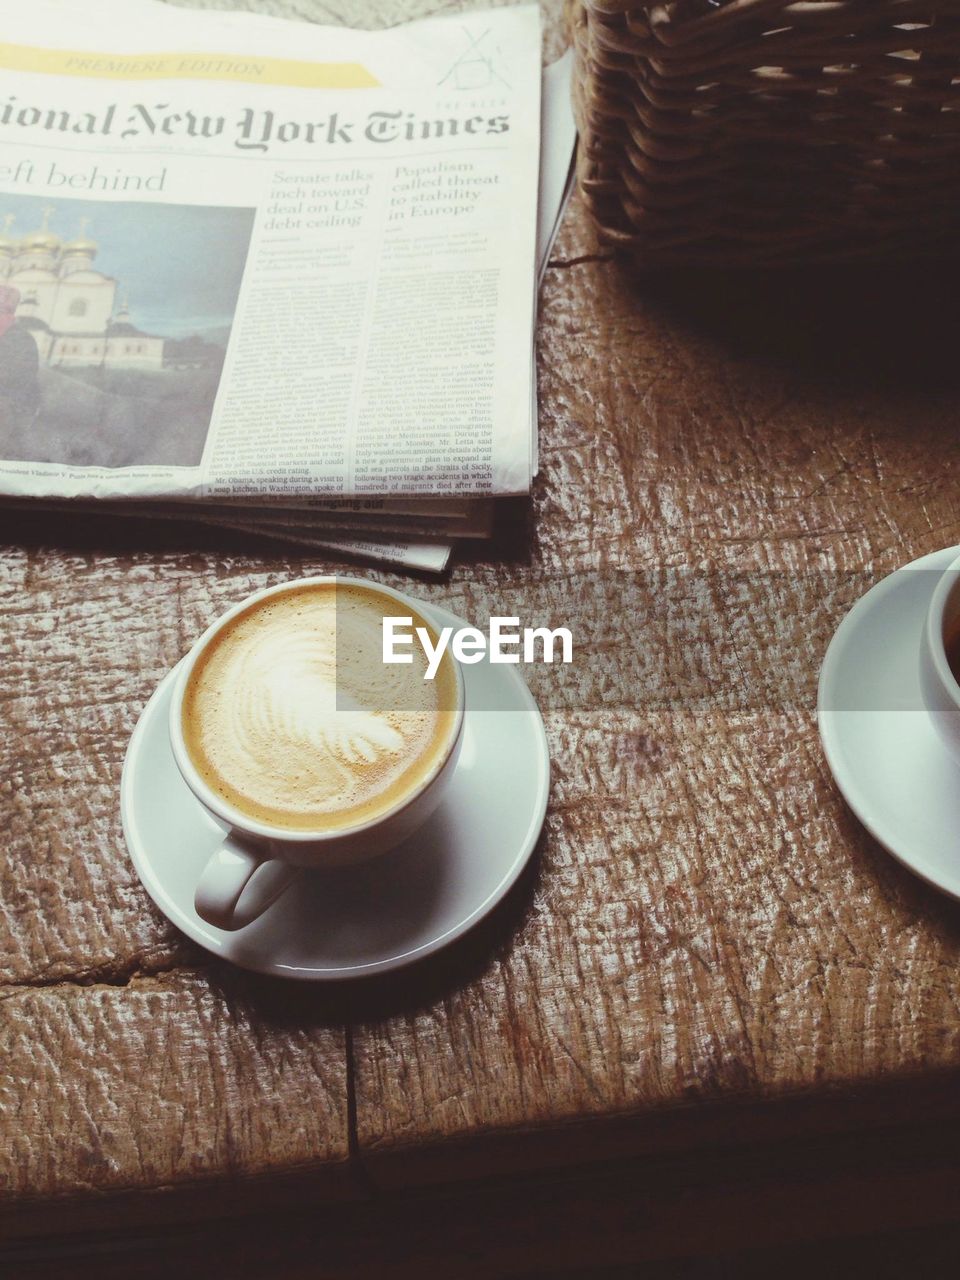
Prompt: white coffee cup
<box><xmin>168</xmin><ymin>576</ymin><xmax>465</xmax><ymax>931</ymax></box>
<box><xmin>920</xmin><ymin>552</ymin><xmax>960</xmax><ymax>765</ymax></box>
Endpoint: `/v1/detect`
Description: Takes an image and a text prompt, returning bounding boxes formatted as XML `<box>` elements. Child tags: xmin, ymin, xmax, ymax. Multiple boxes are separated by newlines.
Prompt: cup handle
<box><xmin>194</xmin><ymin>834</ymin><xmax>296</xmax><ymax>931</ymax></box>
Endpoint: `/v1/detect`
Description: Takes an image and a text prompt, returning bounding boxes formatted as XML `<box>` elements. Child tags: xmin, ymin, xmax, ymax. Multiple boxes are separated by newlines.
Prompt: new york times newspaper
<box><xmin>0</xmin><ymin>0</ymin><xmax>541</xmax><ymax>512</ymax></box>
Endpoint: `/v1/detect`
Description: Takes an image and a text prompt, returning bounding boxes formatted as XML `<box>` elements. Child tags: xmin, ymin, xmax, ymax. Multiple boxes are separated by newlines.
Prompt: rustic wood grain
<box><xmin>4</xmin><ymin>0</ymin><xmax>960</xmax><ymax>1246</ymax></box>
<box><xmin>350</xmin><ymin>194</ymin><xmax>960</xmax><ymax>1173</ymax></box>
<box><xmin>0</xmin><ymin>544</ymin><xmax>353</xmax><ymax>1203</ymax></box>
<box><xmin>0</xmin><ymin>971</ymin><xmax>349</xmax><ymax>1202</ymax></box>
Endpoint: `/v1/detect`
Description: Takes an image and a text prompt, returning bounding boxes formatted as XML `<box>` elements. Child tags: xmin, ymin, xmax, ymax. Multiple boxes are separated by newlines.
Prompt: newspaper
<box><xmin>0</xmin><ymin>0</ymin><xmax>542</xmax><ymax>515</ymax></box>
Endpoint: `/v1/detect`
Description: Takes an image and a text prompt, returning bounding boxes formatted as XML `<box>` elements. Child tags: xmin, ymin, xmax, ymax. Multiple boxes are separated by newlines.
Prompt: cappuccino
<box><xmin>181</xmin><ymin>581</ymin><xmax>459</xmax><ymax>832</ymax></box>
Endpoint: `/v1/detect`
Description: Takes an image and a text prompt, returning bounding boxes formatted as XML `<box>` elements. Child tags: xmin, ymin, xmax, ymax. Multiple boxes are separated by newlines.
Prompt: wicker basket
<box><xmin>569</xmin><ymin>0</ymin><xmax>960</xmax><ymax>266</ymax></box>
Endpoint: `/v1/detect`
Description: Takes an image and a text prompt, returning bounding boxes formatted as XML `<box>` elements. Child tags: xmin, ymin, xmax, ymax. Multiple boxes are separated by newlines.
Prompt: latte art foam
<box><xmin>182</xmin><ymin>582</ymin><xmax>459</xmax><ymax>831</ymax></box>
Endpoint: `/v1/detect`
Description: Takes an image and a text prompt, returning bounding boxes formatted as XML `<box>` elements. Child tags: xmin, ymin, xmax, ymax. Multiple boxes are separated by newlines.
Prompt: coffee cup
<box><xmin>920</xmin><ymin>552</ymin><xmax>960</xmax><ymax>765</ymax></box>
<box><xmin>168</xmin><ymin>575</ymin><xmax>465</xmax><ymax>930</ymax></box>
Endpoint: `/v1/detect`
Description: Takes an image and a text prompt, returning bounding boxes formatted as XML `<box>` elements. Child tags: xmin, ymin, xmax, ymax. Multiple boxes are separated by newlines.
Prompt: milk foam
<box><xmin>182</xmin><ymin>583</ymin><xmax>458</xmax><ymax>831</ymax></box>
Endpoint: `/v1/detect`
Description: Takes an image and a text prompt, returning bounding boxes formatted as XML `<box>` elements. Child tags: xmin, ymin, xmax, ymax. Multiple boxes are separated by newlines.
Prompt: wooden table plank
<box><xmin>0</xmin><ymin>543</ymin><xmax>354</xmax><ymax>1214</ymax></box>
<box><xmin>349</xmin><ymin>195</ymin><xmax>960</xmax><ymax>1178</ymax></box>
<box><xmin>0</xmin><ymin>972</ymin><xmax>350</xmax><ymax>1208</ymax></box>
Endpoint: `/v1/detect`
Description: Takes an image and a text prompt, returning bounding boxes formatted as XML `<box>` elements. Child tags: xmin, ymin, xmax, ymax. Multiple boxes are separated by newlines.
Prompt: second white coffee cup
<box><xmin>168</xmin><ymin>576</ymin><xmax>465</xmax><ymax>931</ymax></box>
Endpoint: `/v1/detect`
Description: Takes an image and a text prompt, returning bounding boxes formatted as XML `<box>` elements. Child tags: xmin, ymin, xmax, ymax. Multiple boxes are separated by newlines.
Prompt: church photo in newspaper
<box><xmin>0</xmin><ymin>194</ymin><xmax>253</xmax><ymax>468</ymax></box>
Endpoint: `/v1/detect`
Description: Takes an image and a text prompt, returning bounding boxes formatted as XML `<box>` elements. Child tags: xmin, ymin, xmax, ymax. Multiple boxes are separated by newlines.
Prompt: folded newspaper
<box><xmin>0</xmin><ymin>0</ymin><xmax>575</xmax><ymax>571</ymax></box>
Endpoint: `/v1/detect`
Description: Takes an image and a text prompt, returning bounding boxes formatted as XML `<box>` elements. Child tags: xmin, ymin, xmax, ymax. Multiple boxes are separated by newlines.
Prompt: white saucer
<box><xmin>818</xmin><ymin>544</ymin><xmax>960</xmax><ymax>902</ymax></box>
<box><xmin>121</xmin><ymin>605</ymin><xmax>550</xmax><ymax>980</ymax></box>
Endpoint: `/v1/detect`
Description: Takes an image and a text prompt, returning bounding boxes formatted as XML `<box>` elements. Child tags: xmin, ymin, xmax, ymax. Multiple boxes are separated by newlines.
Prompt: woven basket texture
<box><xmin>569</xmin><ymin>0</ymin><xmax>960</xmax><ymax>265</ymax></box>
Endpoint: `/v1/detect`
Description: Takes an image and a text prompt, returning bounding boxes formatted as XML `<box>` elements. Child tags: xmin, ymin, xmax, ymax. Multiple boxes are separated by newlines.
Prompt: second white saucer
<box><xmin>818</xmin><ymin>544</ymin><xmax>960</xmax><ymax>902</ymax></box>
<box><xmin>121</xmin><ymin>605</ymin><xmax>550</xmax><ymax>979</ymax></box>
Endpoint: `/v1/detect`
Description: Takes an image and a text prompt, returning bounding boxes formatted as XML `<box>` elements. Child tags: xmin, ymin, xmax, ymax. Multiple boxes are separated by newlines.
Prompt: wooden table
<box><xmin>5</xmin><ymin>2</ymin><xmax>960</xmax><ymax>1275</ymax></box>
